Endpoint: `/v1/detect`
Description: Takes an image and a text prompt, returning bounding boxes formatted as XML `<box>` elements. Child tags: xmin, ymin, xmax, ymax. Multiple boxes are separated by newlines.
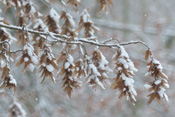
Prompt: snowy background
<box><xmin>0</xmin><ymin>0</ymin><xmax>175</xmax><ymax>117</ymax></box>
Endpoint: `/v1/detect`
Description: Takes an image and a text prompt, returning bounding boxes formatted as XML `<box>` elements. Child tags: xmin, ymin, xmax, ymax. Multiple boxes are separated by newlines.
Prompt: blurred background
<box><xmin>0</xmin><ymin>0</ymin><xmax>175</xmax><ymax>117</ymax></box>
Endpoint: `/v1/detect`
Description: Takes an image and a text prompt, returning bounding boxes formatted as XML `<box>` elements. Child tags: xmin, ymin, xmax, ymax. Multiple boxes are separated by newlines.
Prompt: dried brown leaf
<box><xmin>64</xmin><ymin>86</ymin><xmax>72</xmax><ymax>98</ymax></box>
<box><xmin>147</xmin><ymin>61</ymin><xmax>152</xmax><ymax>66</ymax></box>
<box><xmin>40</xmin><ymin>76</ymin><xmax>46</xmax><ymax>84</ymax></box>
<box><xmin>147</xmin><ymin>93</ymin><xmax>155</xmax><ymax>104</ymax></box>
<box><xmin>0</xmin><ymin>82</ymin><xmax>6</xmax><ymax>89</ymax></box>
<box><xmin>57</xmin><ymin>67</ymin><xmax>65</xmax><ymax>77</ymax></box>
<box><xmin>16</xmin><ymin>57</ymin><xmax>24</xmax><ymax>66</ymax></box>
<box><xmin>75</xmin><ymin>24</ymin><xmax>84</xmax><ymax>32</ymax></box>
<box><xmin>145</xmin><ymin>49</ymin><xmax>150</xmax><ymax>60</ymax></box>
<box><xmin>110</xmin><ymin>82</ymin><xmax>117</xmax><ymax>89</ymax></box>
<box><xmin>159</xmin><ymin>72</ymin><xmax>168</xmax><ymax>80</ymax></box>
<box><xmin>57</xmin><ymin>53</ymin><xmax>66</xmax><ymax>64</ymax></box>
<box><xmin>50</xmin><ymin>61</ymin><xmax>59</xmax><ymax>69</ymax></box>
<box><xmin>156</xmin><ymin>94</ymin><xmax>162</xmax><ymax>104</ymax></box>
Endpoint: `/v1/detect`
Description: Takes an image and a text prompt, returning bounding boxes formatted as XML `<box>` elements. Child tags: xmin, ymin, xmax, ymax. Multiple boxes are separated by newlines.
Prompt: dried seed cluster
<box><xmin>60</xmin><ymin>11</ymin><xmax>77</xmax><ymax>37</ymax></box>
<box><xmin>97</xmin><ymin>0</ymin><xmax>113</xmax><ymax>12</ymax></box>
<box><xmin>0</xmin><ymin>65</ymin><xmax>17</xmax><ymax>92</ymax></box>
<box><xmin>0</xmin><ymin>28</ymin><xmax>16</xmax><ymax>93</ymax></box>
<box><xmin>32</xmin><ymin>19</ymin><xmax>47</xmax><ymax>55</ymax></box>
<box><xmin>39</xmin><ymin>45</ymin><xmax>58</xmax><ymax>83</ymax></box>
<box><xmin>145</xmin><ymin>59</ymin><xmax>169</xmax><ymax>104</ymax></box>
<box><xmin>84</xmin><ymin>48</ymin><xmax>110</xmax><ymax>89</ymax></box>
<box><xmin>57</xmin><ymin>52</ymin><xmax>82</xmax><ymax>97</ymax></box>
<box><xmin>77</xmin><ymin>9</ymin><xmax>100</xmax><ymax>38</ymax></box>
<box><xmin>46</xmin><ymin>8</ymin><xmax>60</xmax><ymax>33</ymax></box>
<box><xmin>111</xmin><ymin>46</ymin><xmax>138</xmax><ymax>103</ymax></box>
<box><xmin>16</xmin><ymin>43</ymin><xmax>38</xmax><ymax>73</ymax></box>
<box><xmin>9</xmin><ymin>101</ymin><xmax>26</xmax><ymax>117</ymax></box>
<box><xmin>0</xmin><ymin>28</ymin><xmax>14</xmax><ymax>65</ymax></box>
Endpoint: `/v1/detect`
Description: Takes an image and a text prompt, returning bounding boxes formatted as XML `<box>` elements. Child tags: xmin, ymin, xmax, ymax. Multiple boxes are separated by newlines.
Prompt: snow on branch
<box><xmin>0</xmin><ymin>22</ymin><xmax>153</xmax><ymax>50</ymax></box>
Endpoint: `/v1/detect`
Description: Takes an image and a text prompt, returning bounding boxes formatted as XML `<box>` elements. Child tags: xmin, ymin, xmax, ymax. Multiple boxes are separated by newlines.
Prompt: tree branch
<box><xmin>0</xmin><ymin>22</ymin><xmax>152</xmax><ymax>51</ymax></box>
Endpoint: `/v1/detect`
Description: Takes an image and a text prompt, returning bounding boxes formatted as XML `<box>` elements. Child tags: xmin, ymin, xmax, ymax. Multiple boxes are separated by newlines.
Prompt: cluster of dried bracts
<box><xmin>144</xmin><ymin>50</ymin><xmax>169</xmax><ymax>104</ymax></box>
<box><xmin>0</xmin><ymin>0</ymin><xmax>169</xmax><ymax>106</ymax></box>
<box><xmin>9</xmin><ymin>101</ymin><xmax>26</xmax><ymax>117</ymax></box>
<box><xmin>111</xmin><ymin>46</ymin><xmax>138</xmax><ymax>103</ymax></box>
<box><xmin>97</xmin><ymin>0</ymin><xmax>113</xmax><ymax>12</ymax></box>
<box><xmin>0</xmin><ymin>65</ymin><xmax>17</xmax><ymax>93</ymax></box>
<box><xmin>0</xmin><ymin>28</ymin><xmax>17</xmax><ymax>93</ymax></box>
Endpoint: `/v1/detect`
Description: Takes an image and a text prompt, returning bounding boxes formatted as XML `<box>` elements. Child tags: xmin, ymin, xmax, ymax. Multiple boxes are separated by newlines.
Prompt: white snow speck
<box><xmin>46</xmin><ymin>64</ymin><xmax>54</xmax><ymax>72</ymax></box>
<box><xmin>0</xmin><ymin>60</ymin><xmax>6</xmax><ymax>68</ymax></box>
<box><xmin>9</xmin><ymin>75</ymin><xmax>17</xmax><ymax>86</ymax></box>
<box><xmin>89</xmin><ymin>63</ymin><xmax>101</xmax><ymax>76</ymax></box>
<box><xmin>67</xmin><ymin>54</ymin><xmax>74</xmax><ymax>65</ymax></box>
<box><xmin>120</xmin><ymin>46</ymin><xmax>129</xmax><ymax>58</ymax></box>
<box><xmin>98</xmin><ymin>50</ymin><xmax>109</xmax><ymax>70</ymax></box>
<box><xmin>161</xmin><ymin>72</ymin><xmax>168</xmax><ymax>79</ymax></box>
<box><xmin>76</xmin><ymin>67</ymin><xmax>79</xmax><ymax>71</ymax></box>
<box><xmin>158</xmin><ymin>87</ymin><xmax>166</xmax><ymax>98</ymax></box>
<box><xmin>80</xmin><ymin>46</ymin><xmax>84</xmax><ymax>55</ymax></box>
<box><xmin>28</xmin><ymin>63</ymin><xmax>35</xmax><ymax>72</ymax></box>
<box><xmin>50</xmin><ymin>8</ymin><xmax>60</xmax><ymax>24</ymax></box>
<box><xmin>124</xmin><ymin>77</ymin><xmax>134</xmax><ymax>87</ymax></box>
<box><xmin>33</xmin><ymin>19</ymin><xmax>47</xmax><ymax>30</ymax></box>
<box><xmin>163</xmin><ymin>93</ymin><xmax>169</xmax><ymax>102</ymax></box>
<box><xmin>123</xmin><ymin>88</ymin><xmax>126</xmax><ymax>91</ymax></box>
<box><xmin>95</xmin><ymin>77</ymin><xmax>105</xmax><ymax>89</ymax></box>
<box><xmin>164</xmin><ymin>83</ymin><xmax>169</xmax><ymax>88</ymax></box>
<box><xmin>68</xmin><ymin>76</ymin><xmax>73</xmax><ymax>81</ymax></box>
<box><xmin>131</xmin><ymin>94</ymin><xmax>137</xmax><ymax>102</ymax></box>
<box><xmin>64</xmin><ymin>62</ymin><xmax>70</xmax><ymax>69</ymax></box>
<box><xmin>154</xmin><ymin>79</ymin><xmax>162</xmax><ymax>85</ymax></box>
<box><xmin>102</xmin><ymin>72</ymin><xmax>108</xmax><ymax>78</ymax></box>
<box><xmin>24</xmin><ymin>43</ymin><xmax>34</xmax><ymax>57</ymax></box>
<box><xmin>81</xmin><ymin>9</ymin><xmax>90</xmax><ymax>22</ymax></box>
<box><xmin>144</xmin><ymin>84</ymin><xmax>152</xmax><ymax>89</ymax></box>
<box><xmin>31</xmin><ymin>55</ymin><xmax>38</xmax><ymax>65</ymax></box>
<box><xmin>152</xmin><ymin>59</ymin><xmax>163</xmax><ymax>70</ymax></box>
<box><xmin>24</xmin><ymin>57</ymin><xmax>29</xmax><ymax>62</ymax></box>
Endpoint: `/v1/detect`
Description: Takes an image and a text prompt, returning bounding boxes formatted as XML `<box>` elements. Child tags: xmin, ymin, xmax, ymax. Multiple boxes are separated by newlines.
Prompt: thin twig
<box><xmin>120</xmin><ymin>40</ymin><xmax>154</xmax><ymax>59</ymax></box>
<box><xmin>10</xmin><ymin>49</ymin><xmax>22</xmax><ymax>53</ymax></box>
